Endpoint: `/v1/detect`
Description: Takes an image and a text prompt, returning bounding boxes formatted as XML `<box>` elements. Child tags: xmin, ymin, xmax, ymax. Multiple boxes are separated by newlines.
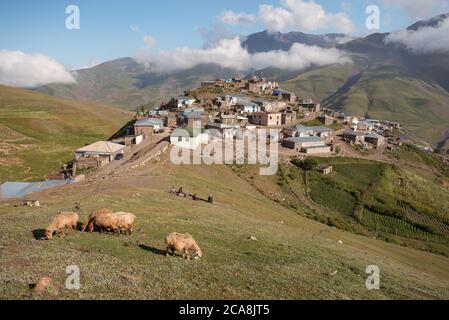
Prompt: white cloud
<box><xmin>382</xmin><ymin>0</ymin><xmax>449</xmax><ymax>19</ymax></box>
<box><xmin>218</xmin><ymin>10</ymin><xmax>256</xmax><ymax>25</ymax></box>
<box><xmin>258</xmin><ymin>0</ymin><xmax>354</xmax><ymax>33</ymax></box>
<box><xmin>259</xmin><ymin>4</ymin><xmax>294</xmax><ymax>31</ymax></box>
<box><xmin>130</xmin><ymin>25</ymin><xmax>141</xmax><ymax>33</ymax></box>
<box><xmin>385</xmin><ymin>16</ymin><xmax>449</xmax><ymax>54</ymax></box>
<box><xmin>0</xmin><ymin>50</ymin><xmax>76</xmax><ymax>88</ymax></box>
<box><xmin>135</xmin><ymin>37</ymin><xmax>351</xmax><ymax>72</ymax></box>
<box><xmin>143</xmin><ymin>34</ymin><xmax>156</xmax><ymax>48</ymax></box>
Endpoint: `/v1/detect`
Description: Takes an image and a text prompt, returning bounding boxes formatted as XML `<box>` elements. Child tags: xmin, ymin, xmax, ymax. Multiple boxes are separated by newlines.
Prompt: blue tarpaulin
<box><xmin>0</xmin><ymin>180</ymin><xmax>69</xmax><ymax>199</ymax></box>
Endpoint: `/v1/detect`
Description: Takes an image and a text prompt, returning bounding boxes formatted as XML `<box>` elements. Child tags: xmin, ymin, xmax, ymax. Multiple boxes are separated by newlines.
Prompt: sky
<box><xmin>0</xmin><ymin>0</ymin><xmax>448</xmax><ymax>86</ymax></box>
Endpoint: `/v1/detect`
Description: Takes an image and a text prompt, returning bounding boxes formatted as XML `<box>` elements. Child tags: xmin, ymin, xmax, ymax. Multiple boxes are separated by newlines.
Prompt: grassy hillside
<box><xmin>37</xmin><ymin>59</ymin><xmax>238</xmax><ymax>110</ymax></box>
<box><xmin>281</xmin><ymin>56</ymin><xmax>449</xmax><ymax>150</ymax></box>
<box><xmin>0</xmin><ymin>85</ymin><xmax>132</xmax><ymax>182</ymax></box>
<box><xmin>0</xmin><ymin>156</ymin><xmax>448</xmax><ymax>299</ymax></box>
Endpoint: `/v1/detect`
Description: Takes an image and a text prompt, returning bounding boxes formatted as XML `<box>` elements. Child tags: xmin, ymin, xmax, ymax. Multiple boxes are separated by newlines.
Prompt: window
<box><xmin>178</xmin><ymin>137</ymin><xmax>182</xmax><ymax>142</ymax></box>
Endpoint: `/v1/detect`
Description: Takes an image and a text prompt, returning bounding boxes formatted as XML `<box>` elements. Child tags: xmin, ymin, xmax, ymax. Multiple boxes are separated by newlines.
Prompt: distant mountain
<box><xmin>242</xmin><ymin>30</ymin><xmax>350</xmax><ymax>53</ymax></box>
<box><xmin>36</xmin><ymin>59</ymin><xmax>238</xmax><ymax>110</ymax></box>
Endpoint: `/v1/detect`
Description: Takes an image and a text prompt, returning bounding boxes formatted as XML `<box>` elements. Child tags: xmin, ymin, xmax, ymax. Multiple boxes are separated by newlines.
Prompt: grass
<box><xmin>0</xmin><ymin>85</ymin><xmax>132</xmax><ymax>181</ymax></box>
<box><xmin>1</xmin><ymin>158</ymin><xmax>448</xmax><ymax>300</ymax></box>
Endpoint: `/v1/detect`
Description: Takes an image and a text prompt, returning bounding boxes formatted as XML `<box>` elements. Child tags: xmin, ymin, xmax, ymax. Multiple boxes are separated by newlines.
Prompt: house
<box><xmin>170</xmin><ymin>128</ymin><xmax>209</xmax><ymax>150</ymax></box>
<box><xmin>201</xmin><ymin>80</ymin><xmax>217</xmax><ymax>87</ymax></box>
<box><xmin>282</xmin><ymin>136</ymin><xmax>325</xmax><ymax>150</ymax></box>
<box><xmin>134</xmin><ymin>118</ymin><xmax>164</xmax><ymax>136</ymax></box>
<box><xmin>281</xmin><ymin>91</ymin><xmax>296</xmax><ymax>103</ymax></box>
<box><xmin>220</xmin><ymin>115</ymin><xmax>238</xmax><ymax>126</ymax></box>
<box><xmin>239</xmin><ymin>103</ymin><xmax>261</xmax><ymax>113</ymax></box>
<box><xmin>206</xmin><ymin>123</ymin><xmax>240</xmax><ymax>140</ymax></box>
<box><xmin>317</xmin><ymin>165</ymin><xmax>333</xmax><ymax>175</ymax></box>
<box><xmin>281</xmin><ymin>111</ymin><xmax>297</xmax><ymax>125</ymax></box>
<box><xmin>183</xmin><ymin>112</ymin><xmax>202</xmax><ymax>129</ymax></box>
<box><xmin>171</xmin><ymin>96</ymin><xmax>196</xmax><ymax>109</ymax></box>
<box><xmin>364</xmin><ymin>132</ymin><xmax>386</xmax><ymax>147</ymax></box>
<box><xmin>249</xmin><ymin>112</ymin><xmax>282</xmax><ymax>126</ymax></box>
<box><xmin>283</xmin><ymin>125</ymin><xmax>333</xmax><ymax>138</ymax></box>
<box><xmin>318</xmin><ymin>114</ymin><xmax>334</xmax><ymax>126</ymax></box>
<box><xmin>356</xmin><ymin>120</ymin><xmax>374</xmax><ymax>131</ymax></box>
<box><xmin>124</xmin><ymin>135</ymin><xmax>144</xmax><ymax>146</ymax></box>
<box><xmin>344</xmin><ymin>130</ymin><xmax>365</xmax><ymax>143</ymax></box>
<box><xmin>75</xmin><ymin>141</ymin><xmax>126</xmax><ymax>169</ymax></box>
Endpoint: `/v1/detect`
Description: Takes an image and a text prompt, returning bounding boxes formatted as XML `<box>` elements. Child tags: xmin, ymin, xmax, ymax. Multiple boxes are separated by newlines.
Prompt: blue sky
<box><xmin>0</xmin><ymin>0</ymin><xmax>447</xmax><ymax>68</ymax></box>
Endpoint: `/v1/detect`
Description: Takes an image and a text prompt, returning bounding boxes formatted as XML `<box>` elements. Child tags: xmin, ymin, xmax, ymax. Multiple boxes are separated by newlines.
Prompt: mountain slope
<box><xmin>36</xmin><ymin>59</ymin><xmax>238</xmax><ymax>110</ymax></box>
<box><xmin>242</xmin><ymin>30</ymin><xmax>350</xmax><ymax>53</ymax></box>
<box><xmin>0</xmin><ymin>85</ymin><xmax>132</xmax><ymax>181</ymax></box>
<box><xmin>1</xmin><ymin>154</ymin><xmax>448</xmax><ymax>299</ymax></box>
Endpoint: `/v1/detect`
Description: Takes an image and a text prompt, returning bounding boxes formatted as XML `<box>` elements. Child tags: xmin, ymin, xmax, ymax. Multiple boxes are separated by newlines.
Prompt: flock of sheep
<box><xmin>42</xmin><ymin>210</ymin><xmax>203</xmax><ymax>260</ymax></box>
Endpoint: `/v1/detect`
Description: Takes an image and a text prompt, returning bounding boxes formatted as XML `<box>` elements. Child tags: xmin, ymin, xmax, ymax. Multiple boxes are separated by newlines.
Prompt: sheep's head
<box><xmin>195</xmin><ymin>250</ymin><xmax>203</xmax><ymax>259</ymax></box>
<box><xmin>43</xmin><ymin>229</ymin><xmax>53</xmax><ymax>240</ymax></box>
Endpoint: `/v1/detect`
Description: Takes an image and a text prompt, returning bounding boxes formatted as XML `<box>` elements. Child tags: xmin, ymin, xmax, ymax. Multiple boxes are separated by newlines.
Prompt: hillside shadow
<box><xmin>138</xmin><ymin>244</ymin><xmax>167</xmax><ymax>256</ymax></box>
<box><xmin>32</xmin><ymin>229</ymin><xmax>46</xmax><ymax>240</ymax></box>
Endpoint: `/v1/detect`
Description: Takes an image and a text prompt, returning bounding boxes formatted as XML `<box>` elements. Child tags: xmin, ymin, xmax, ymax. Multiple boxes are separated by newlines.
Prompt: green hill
<box><xmin>36</xmin><ymin>59</ymin><xmax>238</xmax><ymax>110</ymax></box>
<box><xmin>0</xmin><ymin>154</ymin><xmax>448</xmax><ymax>299</ymax></box>
<box><xmin>0</xmin><ymin>85</ymin><xmax>132</xmax><ymax>182</ymax></box>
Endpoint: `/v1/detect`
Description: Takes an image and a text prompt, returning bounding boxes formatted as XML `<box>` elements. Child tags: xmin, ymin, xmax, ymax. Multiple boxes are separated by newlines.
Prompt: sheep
<box><xmin>165</xmin><ymin>232</ymin><xmax>203</xmax><ymax>260</ymax></box>
<box><xmin>94</xmin><ymin>213</ymin><xmax>120</xmax><ymax>235</ymax></box>
<box><xmin>44</xmin><ymin>212</ymin><xmax>79</xmax><ymax>240</ymax></box>
<box><xmin>113</xmin><ymin>212</ymin><xmax>136</xmax><ymax>235</ymax></box>
<box><xmin>81</xmin><ymin>208</ymin><xmax>113</xmax><ymax>233</ymax></box>
<box><xmin>94</xmin><ymin>212</ymin><xmax>136</xmax><ymax>236</ymax></box>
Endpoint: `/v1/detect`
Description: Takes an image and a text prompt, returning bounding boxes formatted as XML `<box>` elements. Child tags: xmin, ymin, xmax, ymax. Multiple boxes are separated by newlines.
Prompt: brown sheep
<box><xmin>114</xmin><ymin>212</ymin><xmax>136</xmax><ymax>235</ymax></box>
<box><xmin>93</xmin><ymin>212</ymin><xmax>136</xmax><ymax>236</ymax></box>
<box><xmin>165</xmin><ymin>232</ymin><xmax>203</xmax><ymax>260</ymax></box>
<box><xmin>44</xmin><ymin>212</ymin><xmax>79</xmax><ymax>240</ymax></box>
<box><xmin>81</xmin><ymin>209</ymin><xmax>113</xmax><ymax>232</ymax></box>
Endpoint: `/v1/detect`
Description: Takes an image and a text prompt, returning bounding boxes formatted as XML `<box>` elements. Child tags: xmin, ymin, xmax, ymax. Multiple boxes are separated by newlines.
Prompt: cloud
<box><xmin>197</xmin><ymin>24</ymin><xmax>237</xmax><ymax>48</ymax></box>
<box><xmin>0</xmin><ymin>50</ymin><xmax>76</xmax><ymax>88</ymax></box>
<box><xmin>382</xmin><ymin>0</ymin><xmax>449</xmax><ymax>19</ymax></box>
<box><xmin>135</xmin><ymin>37</ymin><xmax>351</xmax><ymax>72</ymax></box>
<box><xmin>143</xmin><ymin>34</ymin><xmax>156</xmax><ymax>48</ymax></box>
<box><xmin>258</xmin><ymin>0</ymin><xmax>354</xmax><ymax>33</ymax></box>
<box><xmin>385</xmin><ymin>16</ymin><xmax>449</xmax><ymax>54</ymax></box>
<box><xmin>218</xmin><ymin>10</ymin><xmax>256</xmax><ymax>25</ymax></box>
<box><xmin>130</xmin><ymin>25</ymin><xmax>141</xmax><ymax>33</ymax></box>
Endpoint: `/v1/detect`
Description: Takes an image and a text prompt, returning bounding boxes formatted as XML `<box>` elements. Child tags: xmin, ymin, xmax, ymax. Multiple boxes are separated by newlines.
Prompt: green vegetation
<box><xmin>1</xmin><ymin>160</ymin><xmax>448</xmax><ymax>299</ymax></box>
<box><xmin>0</xmin><ymin>85</ymin><xmax>132</xmax><ymax>181</ymax></box>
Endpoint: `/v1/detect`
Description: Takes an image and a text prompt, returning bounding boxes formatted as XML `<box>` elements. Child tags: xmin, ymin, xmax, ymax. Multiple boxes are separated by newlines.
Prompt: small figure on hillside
<box><xmin>170</xmin><ymin>186</ymin><xmax>176</xmax><ymax>194</ymax></box>
<box><xmin>192</xmin><ymin>194</ymin><xmax>198</xmax><ymax>201</ymax></box>
<box><xmin>208</xmin><ymin>195</ymin><xmax>214</xmax><ymax>204</ymax></box>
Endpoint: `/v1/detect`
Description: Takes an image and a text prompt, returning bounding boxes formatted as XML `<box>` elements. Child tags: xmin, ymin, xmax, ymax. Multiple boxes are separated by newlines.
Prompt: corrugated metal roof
<box><xmin>285</xmin><ymin>136</ymin><xmax>323</xmax><ymax>143</ymax></box>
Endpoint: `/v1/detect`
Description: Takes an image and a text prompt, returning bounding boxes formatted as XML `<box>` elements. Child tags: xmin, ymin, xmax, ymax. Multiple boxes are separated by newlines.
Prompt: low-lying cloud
<box><xmin>218</xmin><ymin>10</ymin><xmax>256</xmax><ymax>25</ymax></box>
<box><xmin>0</xmin><ymin>50</ymin><xmax>76</xmax><ymax>88</ymax></box>
<box><xmin>385</xmin><ymin>16</ymin><xmax>449</xmax><ymax>54</ymax></box>
<box><xmin>135</xmin><ymin>37</ymin><xmax>351</xmax><ymax>72</ymax></box>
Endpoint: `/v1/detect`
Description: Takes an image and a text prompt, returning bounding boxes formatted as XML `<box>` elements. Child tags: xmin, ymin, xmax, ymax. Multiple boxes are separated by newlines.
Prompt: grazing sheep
<box><xmin>165</xmin><ymin>232</ymin><xmax>203</xmax><ymax>260</ymax></box>
<box><xmin>94</xmin><ymin>213</ymin><xmax>120</xmax><ymax>235</ymax></box>
<box><xmin>114</xmin><ymin>212</ymin><xmax>136</xmax><ymax>235</ymax></box>
<box><xmin>44</xmin><ymin>212</ymin><xmax>79</xmax><ymax>240</ymax></box>
<box><xmin>94</xmin><ymin>212</ymin><xmax>136</xmax><ymax>236</ymax></box>
<box><xmin>81</xmin><ymin>209</ymin><xmax>113</xmax><ymax>232</ymax></box>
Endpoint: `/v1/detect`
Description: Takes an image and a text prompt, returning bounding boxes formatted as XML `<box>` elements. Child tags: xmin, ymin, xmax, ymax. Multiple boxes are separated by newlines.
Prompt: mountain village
<box><xmin>0</xmin><ymin>76</ymin><xmax>410</xmax><ymax>199</ymax></box>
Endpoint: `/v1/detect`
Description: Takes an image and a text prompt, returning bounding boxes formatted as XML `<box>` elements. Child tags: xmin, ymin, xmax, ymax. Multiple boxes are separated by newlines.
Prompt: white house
<box><xmin>170</xmin><ymin>128</ymin><xmax>209</xmax><ymax>150</ymax></box>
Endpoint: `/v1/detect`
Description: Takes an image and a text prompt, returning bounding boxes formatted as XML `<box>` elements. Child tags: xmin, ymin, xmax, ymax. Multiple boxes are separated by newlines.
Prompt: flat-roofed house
<box><xmin>364</xmin><ymin>132</ymin><xmax>386</xmax><ymax>147</ymax></box>
<box><xmin>283</xmin><ymin>125</ymin><xmax>333</xmax><ymax>138</ymax></box>
<box><xmin>249</xmin><ymin>112</ymin><xmax>282</xmax><ymax>126</ymax></box>
<box><xmin>170</xmin><ymin>128</ymin><xmax>209</xmax><ymax>150</ymax></box>
<box><xmin>344</xmin><ymin>130</ymin><xmax>365</xmax><ymax>143</ymax></box>
<box><xmin>220</xmin><ymin>115</ymin><xmax>238</xmax><ymax>126</ymax></box>
<box><xmin>75</xmin><ymin>141</ymin><xmax>126</xmax><ymax>169</ymax></box>
<box><xmin>282</xmin><ymin>136</ymin><xmax>324</xmax><ymax>150</ymax></box>
<box><xmin>134</xmin><ymin>118</ymin><xmax>164</xmax><ymax>136</ymax></box>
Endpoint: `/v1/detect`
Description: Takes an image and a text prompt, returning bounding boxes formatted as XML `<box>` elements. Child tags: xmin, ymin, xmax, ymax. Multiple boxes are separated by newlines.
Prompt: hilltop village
<box><xmin>0</xmin><ymin>76</ymin><xmax>410</xmax><ymax>198</ymax></box>
<box><xmin>67</xmin><ymin>76</ymin><xmax>405</xmax><ymax>177</ymax></box>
